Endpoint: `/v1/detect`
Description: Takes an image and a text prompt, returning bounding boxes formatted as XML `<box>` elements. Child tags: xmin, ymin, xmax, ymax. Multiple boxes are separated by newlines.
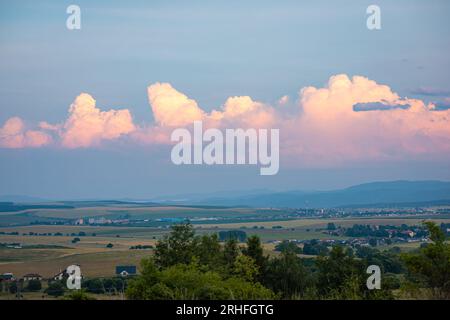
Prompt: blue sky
<box><xmin>0</xmin><ymin>0</ymin><xmax>449</xmax><ymax>199</ymax></box>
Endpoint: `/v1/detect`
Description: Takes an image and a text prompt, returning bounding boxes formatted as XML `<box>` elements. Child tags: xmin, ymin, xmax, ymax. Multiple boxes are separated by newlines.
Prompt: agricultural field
<box><xmin>1</xmin><ymin>209</ymin><xmax>448</xmax><ymax>280</ymax></box>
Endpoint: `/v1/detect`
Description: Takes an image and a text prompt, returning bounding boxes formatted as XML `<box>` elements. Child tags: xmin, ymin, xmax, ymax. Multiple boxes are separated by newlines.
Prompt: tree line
<box><xmin>125</xmin><ymin>221</ymin><xmax>450</xmax><ymax>300</ymax></box>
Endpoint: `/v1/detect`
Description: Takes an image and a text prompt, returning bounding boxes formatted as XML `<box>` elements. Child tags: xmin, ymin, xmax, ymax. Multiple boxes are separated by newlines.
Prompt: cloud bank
<box><xmin>1</xmin><ymin>74</ymin><xmax>449</xmax><ymax>166</ymax></box>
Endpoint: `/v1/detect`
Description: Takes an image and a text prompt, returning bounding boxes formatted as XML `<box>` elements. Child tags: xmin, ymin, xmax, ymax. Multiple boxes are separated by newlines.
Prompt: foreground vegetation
<box><xmin>125</xmin><ymin>222</ymin><xmax>450</xmax><ymax>300</ymax></box>
<box><xmin>1</xmin><ymin>221</ymin><xmax>448</xmax><ymax>300</ymax></box>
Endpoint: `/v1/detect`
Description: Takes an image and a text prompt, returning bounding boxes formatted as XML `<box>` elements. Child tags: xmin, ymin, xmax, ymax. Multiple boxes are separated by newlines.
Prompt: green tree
<box><xmin>233</xmin><ymin>255</ymin><xmax>259</xmax><ymax>281</ymax></box>
<box><xmin>26</xmin><ymin>279</ymin><xmax>42</xmax><ymax>291</ymax></box>
<box><xmin>223</xmin><ymin>238</ymin><xmax>239</xmax><ymax>273</ymax></box>
<box><xmin>154</xmin><ymin>223</ymin><xmax>197</xmax><ymax>267</ymax></box>
<box><xmin>369</xmin><ymin>238</ymin><xmax>378</xmax><ymax>247</ymax></box>
<box><xmin>195</xmin><ymin>234</ymin><xmax>222</xmax><ymax>269</ymax></box>
<box><xmin>274</xmin><ymin>240</ymin><xmax>302</xmax><ymax>254</ymax></box>
<box><xmin>302</xmin><ymin>239</ymin><xmax>329</xmax><ymax>256</ymax></box>
<box><xmin>45</xmin><ymin>281</ymin><xmax>65</xmax><ymax>297</ymax></box>
<box><xmin>402</xmin><ymin>222</ymin><xmax>450</xmax><ymax>298</ymax></box>
<box><xmin>8</xmin><ymin>282</ymin><xmax>17</xmax><ymax>294</ymax></box>
<box><xmin>242</xmin><ymin>235</ymin><xmax>268</xmax><ymax>280</ymax></box>
<box><xmin>72</xmin><ymin>237</ymin><xmax>80</xmax><ymax>243</ymax></box>
<box><xmin>126</xmin><ymin>258</ymin><xmax>274</xmax><ymax>300</ymax></box>
<box><xmin>316</xmin><ymin>246</ymin><xmax>363</xmax><ymax>297</ymax></box>
<box><xmin>315</xmin><ymin>246</ymin><xmax>394</xmax><ymax>299</ymax></box>
<box><xmin>83</xmin><ymin>278</ymin><xmax>105</xmax><ymax>294</ymax></box>
<box><xmin>265</xmin><ymin>250</ymin><xmax>309</xmax><ymax>298</ymax></box>
<box><xmin>327</xmin><ymin>223</ymin><xmax>336</xmax><ymax>231</ymax></box>
<box><xmin>356</xmin><ymin>246</ymin><xmax>404</xmax><ymax>274</ymax></box>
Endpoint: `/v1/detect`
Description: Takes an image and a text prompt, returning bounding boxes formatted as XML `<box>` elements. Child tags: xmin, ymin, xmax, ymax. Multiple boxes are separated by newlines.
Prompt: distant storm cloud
<box><xmin>1</xmin><ymin>74</ymin><xmax>449</xmax><ymax>167</ymax></box>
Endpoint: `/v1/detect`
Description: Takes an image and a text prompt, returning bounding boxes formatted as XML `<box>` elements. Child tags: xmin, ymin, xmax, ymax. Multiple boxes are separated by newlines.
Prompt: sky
<box><xmin>0</xmin><ymin>0</ymin><xmax>449</xmax><ymax>199</ymax></box>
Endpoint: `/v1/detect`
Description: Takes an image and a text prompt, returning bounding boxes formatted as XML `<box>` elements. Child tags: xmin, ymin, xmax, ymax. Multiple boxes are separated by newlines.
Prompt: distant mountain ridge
<box><xmin>179</xmin><ymin>180</ymin><xmax>450</xmax><ymax>208</ymax></box>
<box><xmin>1</xmin><ymin>180</ymin><xmax>450</xmax><ymax>208</ymax></box>
<box><xmin>0</xmin><ymin>195</ymin><xmax>49</xmax><ymax>203</ymax></box>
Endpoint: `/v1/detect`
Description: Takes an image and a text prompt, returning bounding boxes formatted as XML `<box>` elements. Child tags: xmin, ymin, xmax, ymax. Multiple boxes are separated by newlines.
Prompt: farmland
<box><xmin>1</xmin><ymin>202</ymin><xmax>449</xmax><ymax>281</ymax></box>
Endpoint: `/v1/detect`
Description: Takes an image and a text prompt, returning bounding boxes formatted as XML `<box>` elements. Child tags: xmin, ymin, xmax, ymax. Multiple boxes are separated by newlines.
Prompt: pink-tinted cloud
<box><xmin>1</xmin><ymin>75</ymin><xmax>449</xmax><ymax>168</ymax></box>
<box><xmin>281</xmin><ymin>74</ymin><xmax>450</xmax><ymax>166</ymax></box>
<box><xmin>60</xmin><ymin>93</ymin><xmax>136</xmax><ymax>148</ymax></box>
<box><xmin>208</xmin><ymin>96</ymin><xmax>276</xmax><ymax>128</ymax></box>
<box><xmin>0</xmin><ymin>117</ymin><xmax>52</xmax><ymax>148</ymax></box>
<box><xmin>278</xmin><ymin>95</ymin><xmax>289</xmax><ymax>106</ymax></box>
<box><xmin>147</xmin><ymin>83</ymin><xmax>205</xmax><ymax>127</ymax></box>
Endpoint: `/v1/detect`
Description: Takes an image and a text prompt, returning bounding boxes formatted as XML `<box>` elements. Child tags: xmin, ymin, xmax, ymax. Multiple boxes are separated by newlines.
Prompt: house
<box><xmin>52</xmin><ymin>265</ymin><xmax>82</xmax><ymax>281</ymax></box>
<box><xmin>6</xmin><ymin>243</ymin><xmax>22</xmax><ymax>249</ymax></box>
<box><xmin>22</xmin><ymin>273</ymin><xmax>43</xmax><ymax>281</ymax></box>
<box><xmin>50</xmin><ymin>264</ymin><xmax>84</xmax><ymax>281</ymax></box>
<box><xmin>52</xmin><ymin>269</ymin><xmax>67</xmax><ymax>281</ymax></box>
<box><xmin>0</xmin><ymin>273</ymin><xmax>15</xmax><ymax>281</ymax></box>
<box><xmin>402</xmin><ymin>230</ymin><xmax>415</xmax><ymax>238</ymax></box>
<box><xmin>115</xmin><ymin>265</ymin><xmax>136</xmax><ymax>277</ymax></box>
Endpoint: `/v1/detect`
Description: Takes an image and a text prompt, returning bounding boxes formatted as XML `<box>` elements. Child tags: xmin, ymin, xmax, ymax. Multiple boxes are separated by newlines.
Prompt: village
<box><xmin>0</xmin><ymin>264</ymin><xmax>137</xmax><ymax>299</ymax></box>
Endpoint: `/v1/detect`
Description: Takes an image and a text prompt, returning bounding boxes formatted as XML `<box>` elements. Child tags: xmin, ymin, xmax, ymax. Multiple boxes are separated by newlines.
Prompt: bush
<box><xmin>45</xmin><ymin>281</ymin><xmax>65</xmax><ymax>297</ymax></box>
<box><xmin>83</xmin><ymin>278</ymin><xmax>105</xmax><ymax>294</ymax></box>
<box><xmin>26</xmin><ymin>279</ymin><xmax>42</xmax><ymax>291</ymax></box>
<box><xmin>402</xmin><ymin>222</ymin><xmax>450</xmax><ymax>298</ymax></box>
<box><xmin>218</xmin><ymin>230</ymin><xmax>247</xmax><ymax>242</ymax></box>
<box><xmin>274</xmin><ymin>240</ymin><xmax>301</xmax><ymax>254</ymax></box>
<box><xmin>302</xmin><ymin>240</ymin><xmax>329</xmax><ymax>255</ymax></box>
<box><xmin>126</xmin><ymin>258</ymin><xmax>274</xmax><ymax>300</ymax></box>
<box><xmin>72</xmin><ymin>237</ymin><xmax>81</xmax><ymax>243</ymax></box>
<box><xmin>65</xmin><ymin>289</ymin><xmax>96</xmax><ymax>300</ymax></box>
<box><xmin>9</xmin><ymin>282</ymin><xmax>17</xmax><ymax>294</ymax></box>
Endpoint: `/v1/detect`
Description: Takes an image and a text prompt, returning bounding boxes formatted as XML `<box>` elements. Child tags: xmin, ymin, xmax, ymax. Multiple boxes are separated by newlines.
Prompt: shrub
<box><xmin>26</xmin><ymin>279</ymin><xmax>42</xmax><ymax>291</ymax></box>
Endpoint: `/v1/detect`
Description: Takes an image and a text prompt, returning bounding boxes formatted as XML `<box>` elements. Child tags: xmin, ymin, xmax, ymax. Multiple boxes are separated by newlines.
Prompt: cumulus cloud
<box><xmin>60</xmin><ymin>93</ymin><xmax>136</xmax><ymax>148</ymax></box>
<box><xmin>1</xmin><ymin>74</ymin><xmax>450</xmax><ymax>168</ymax></box>
<box><xmin>208</xmin><ymin>95</ymin><xmax>277</xmax><ymax>128</ymax></box>
<box><xmin>147</xmin><ymin>83</ymin><xmax>205</xmax><ymax>127</ymax></box>
<box><xmin>0</xmin><ymin>117</ymin><xmax>52</xmax><ymax>148</ymax></box>
<box><xmin>146</xmin><ymin>83</ymin><xmax>276</xmax><ymax>130</ymax></box>
<box><xmin>1</xmin><ymin>93</ymin><xmax>137</xmax><ymax>149</ymax></box>
<box><xmin>282</xmin><ymin>74</ymin><xmax>450</xmax><ymax>166</ymax></box>
<box><xmin>278</xmin><ymin>95</ymin><xmax>289</xmax><ymax>105</ymax></box>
